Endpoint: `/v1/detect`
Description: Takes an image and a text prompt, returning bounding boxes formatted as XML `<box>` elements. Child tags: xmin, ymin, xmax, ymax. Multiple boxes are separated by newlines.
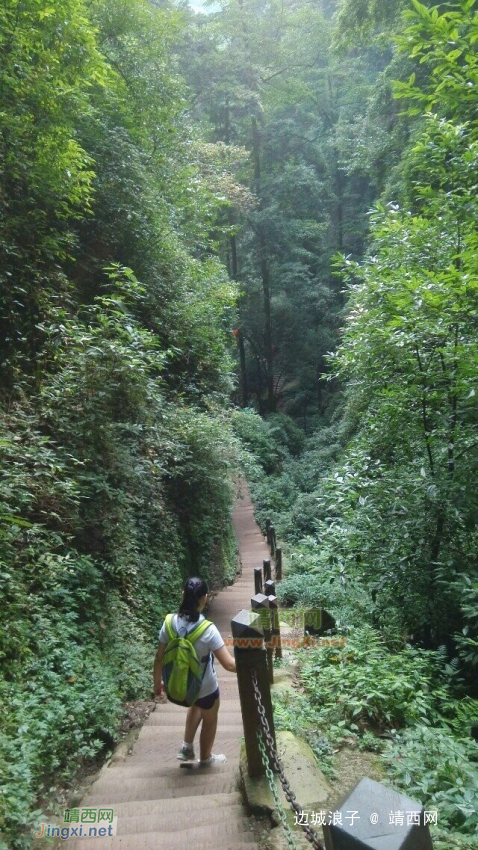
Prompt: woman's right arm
<box><xmin>213</xmin><ymin>644</ymin><xmax>236</xmax><ymax>673</ymax></box>
<box><xmin>153</xmin><ymin>641</ymin><xmax>167</xmax><ymax>696</ymax></box>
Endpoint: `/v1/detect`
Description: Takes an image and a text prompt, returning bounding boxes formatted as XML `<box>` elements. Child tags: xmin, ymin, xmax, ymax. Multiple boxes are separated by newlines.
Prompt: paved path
<box><xmin>68</xmin><ymin>483</ymin><xmax>270</xmax><ymax>849</ymax></box>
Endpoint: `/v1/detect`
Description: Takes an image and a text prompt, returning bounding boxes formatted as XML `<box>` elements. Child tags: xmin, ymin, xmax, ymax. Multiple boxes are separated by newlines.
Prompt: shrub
<box><xmin>231</xmin><ymin>409</ymin><xmax>287</xmax><ymax>475</ymax></box>
<box><xmin>299</xmin><ymin>626</ymin><xmax>456</xmax><ymax>734</ymax></box>
<box><xmin>383</xmin><ymin>727</ymin><xmax>478</xmax><ymax>835</ymax></box>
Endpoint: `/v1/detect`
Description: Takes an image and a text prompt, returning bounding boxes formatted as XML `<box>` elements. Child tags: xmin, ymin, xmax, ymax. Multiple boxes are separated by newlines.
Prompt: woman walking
<box><xmin>153</xmin><ymin>576</ymin><xmax>236</xmax><ymax>766</ymax></box>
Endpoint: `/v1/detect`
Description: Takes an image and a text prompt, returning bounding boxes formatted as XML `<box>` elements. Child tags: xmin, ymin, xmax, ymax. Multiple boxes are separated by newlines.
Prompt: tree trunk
<box><xmin>224</xmin><ymin>96</ymin><xmax>248</xmax><ymax>408</ymax></box>
<box><xmin>252</xmin><ymin>115</ymin><xmax>275</xmax><ymax>412</ymax></box>
<box><xmin>237</xmin><ymin>328</ymin><xmax>248</xmax><ymax>408</ymax></box>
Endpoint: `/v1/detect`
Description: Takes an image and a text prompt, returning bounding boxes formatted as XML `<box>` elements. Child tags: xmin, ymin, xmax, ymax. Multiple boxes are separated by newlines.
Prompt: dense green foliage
<box><xmin>273</xmin><ymin>631</ymin><xmax>478</xmax><ymax>846</ymax></box>
<box><xmin>231</xmin><ymin>4</ymin><xmax>478</xmax><ymax>846</ymax></box>
<box><xmin>0</xmin><ymin>1</ymin><xmax>240</xmax><ymax>845</ymax></box>
<box><xmin>245</xmin><ymin>0</ymin><xmax>478</xmax><ymax>677</ymax></box>
<box><xmin>178</xmin><ymin>0</ymin><xmax>383</xmax><ymax>419</ymax></box>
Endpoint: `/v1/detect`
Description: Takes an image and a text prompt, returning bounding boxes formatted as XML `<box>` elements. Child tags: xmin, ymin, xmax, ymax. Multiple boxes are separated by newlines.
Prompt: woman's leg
<box><xmin>198</xmin><ymin>697</ymin><xmax>220</xmax><ymax>762</ymax></box>
<box><xmin>184</xmin><ymin>704</ymin><xmax>202</xmax><ymax>745</ymax></box>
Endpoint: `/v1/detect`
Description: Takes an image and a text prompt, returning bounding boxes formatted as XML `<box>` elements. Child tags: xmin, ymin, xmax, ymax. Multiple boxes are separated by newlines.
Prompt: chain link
<box><xmin>251</xmin><ymin>669</ymin><xmax>325</xmax><ymax>850</ymax></box>
<box><xmin>257</xmin><ymin>727</ymin><xmax>298</xmax><ymax>850</ymax></box>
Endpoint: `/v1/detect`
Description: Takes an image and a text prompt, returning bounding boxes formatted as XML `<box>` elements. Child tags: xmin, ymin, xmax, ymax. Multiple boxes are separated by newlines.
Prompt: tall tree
<box><xmin>0</xmin><ymin>0</ymin><xmax>105</xmax><ymax>392</ymax></box>
<box><xmin>179</xmin><ymin>0</ymin><xmax>379</xmax><ymax>418</ymax></box>
<box><xmin>328</xmin><ymin>0</ymin><xmax>478</xmax><ymax>648</ymax></box>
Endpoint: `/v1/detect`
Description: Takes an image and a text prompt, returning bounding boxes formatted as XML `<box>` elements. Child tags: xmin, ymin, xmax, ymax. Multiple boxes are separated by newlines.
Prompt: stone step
<box><xmin>84</xmin><ymin>773</ymin><xmax>240</xmax><ymax>803</ymax></box>
<box><xmin>147</xmin><ymin>704</ymin><xmax>241</xmax><ymax>717</ymax></box>
<box><xmin>135</xmin><ymin>724</ymin><xmax>243</xmax><ymax>738</ymax></box>
<box><xmin>117</xmin><ymin>810</ymin><xmax>250</xmax><ymax>836</ymax></box>
<box><xmin>151</xmin><ymin>694</ymin><xmax>239</xmax><ymax>709</ymax></box>
<box><xmin>127</xmin><ymin>736</ymin><xmax>241</xmax><ymax>765</ymax></box>
<box><xmin>199</xmin><ymin>595</ymin><xmax>256</xmax><ymax>603</ymax></box>
<box><xmin>111</xmin><ymin>804</ymin><xmax>246</xmax><ymax>833</ymax></box>
<box><xmin>126</xmin><ymin>745</ymin><xmax>241</xmax><ymax>762</ymax></box>
<box><xmin>68</xmin><ymin>824</ymin><xmax>257</xmax><ymax>850</ymax></box>
<box><xmin>143</xmin><ymin>718</ymin><xmax>242</xmax><ymax>733</ymax></box>
<box><xmin>130</xmin><ymin>732</ymin><xmax>242</xmax><ymax>756</ymax></box>
<box><xmin>97</xmin><ymin>758</ymin><xmax>240</xmax><ymax>779</ymax></box>
<box><xmin>146</xmin><ymin>710</ymin><xmax>242</xmax><ymax>725</ymax></box>
<box><xmin>125</xmin><ymin>753</ymin><xmax>240</xmax><ymax>769</ymax></box>
<box><xmin>215</xmin><ymin>589</ymin><xmax>254</xmax><ymax>596</ymax></box>
<box><xmin>78</xmin><ymin>792</ymin><xmax>242</xmax><ymax>818</ymax></box>
<box><xmin>141</xmin><ymin>700</ymin><xmax>241</xmax><ymax>729</ymax></box>
<box><xmin>135</xmin><ymin>719</ymin><xmax>244</xmax><ymax>747</ymax></box>
<box><xmin>70</xmin><ymin>838</ymin><xmax>257</xmax><ymax>850</ymax></box>
<box><xmin>153</xmin><ymin>691</ymin><xmax>238</xmax><ymax>705</ymax></box>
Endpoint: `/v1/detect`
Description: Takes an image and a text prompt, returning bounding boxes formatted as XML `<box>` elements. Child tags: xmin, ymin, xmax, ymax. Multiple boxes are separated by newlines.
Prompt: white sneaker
<box><xmin>177</xmin><ymin>744</ymin><xmax>195</xmax><ymax>761</ymax></box>
<box><xmin>198</xmin><ymin>753</ymin><xmax>227</xmax><ymax>766</ymax></box>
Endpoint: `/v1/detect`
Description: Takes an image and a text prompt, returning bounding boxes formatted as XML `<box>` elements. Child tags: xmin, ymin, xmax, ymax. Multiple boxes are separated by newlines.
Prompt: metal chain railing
<box><xmin>251</xmin><ymin>669</ymin><xmax>325</xmax><ymax>850</ymax></box>
<box><xmin>257</xmin><ymin>728</ymin><xmax>297</xmax><ymax>850</ymax></box>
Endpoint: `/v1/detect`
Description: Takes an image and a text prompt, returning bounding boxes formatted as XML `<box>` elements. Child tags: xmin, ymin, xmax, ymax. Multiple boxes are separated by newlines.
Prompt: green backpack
<box><xmin>162</xmin><ymin>614</ymin><xmax>212</xmax><ymax>707</ymax></box>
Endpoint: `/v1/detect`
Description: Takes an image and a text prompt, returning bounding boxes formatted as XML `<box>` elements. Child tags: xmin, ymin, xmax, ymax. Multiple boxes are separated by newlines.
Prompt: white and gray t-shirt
<box><xmin>158</xmin><ymin>613</ymin><xmax>224</xmax><ymax>699</ymax></box>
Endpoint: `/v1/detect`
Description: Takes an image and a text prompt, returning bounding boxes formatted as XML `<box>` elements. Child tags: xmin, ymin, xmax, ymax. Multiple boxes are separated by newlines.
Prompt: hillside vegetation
<box><xmin>0</xmin><ymin>2</ymin><xmax>240</xmax><ymax>845</ymax></box>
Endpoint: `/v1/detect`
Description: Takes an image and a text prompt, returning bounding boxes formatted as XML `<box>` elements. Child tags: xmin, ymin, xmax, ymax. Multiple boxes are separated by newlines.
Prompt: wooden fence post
<box><xmin>254</xmin><ymin>566</ymin><xmax>263</xmax><ymax>595</ymax></box>
<box><xmin>251</xmin><ymin>593</ymin><xmax>274</xmax><ymax>684</ymax></box>
<box><xmin>275</xmin><ymin>547</ymin><xmax>283</xmax><ymax>582</ymax></box>
<box><xmin>269</xmin><ymin>525</ymin><xmax>276</xmax><ymax>556</ymax></box>
<box><xmin>263</xmin><ymin>558</ymin><xmax>271</xmax><ymax>583</ymax></box>
<box><xmin>231</xmin><ymin>609</ymin><xmax>276</xmax><ymax>778</ymax></box>
<box><xmin>264</xmin><ymin>579</ymin><xmax>275</xmax><ymax>597</ymax></box>
<box><xmin>268</xmin><ymin>594</ymin><xmax>282</xmax><ymax>660</ymax></box>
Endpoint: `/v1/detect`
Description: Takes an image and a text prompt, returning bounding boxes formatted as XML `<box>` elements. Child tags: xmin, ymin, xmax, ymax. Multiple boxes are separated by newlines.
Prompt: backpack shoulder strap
<box><xmin>188</xmin><ymin>619</ymin><xmax>212</xmax><ymax>645</ymax></box>
<box><xmin>164</xmin><ymin>613</ymin><xmax>176</xmax><ymax>642</ymax></box>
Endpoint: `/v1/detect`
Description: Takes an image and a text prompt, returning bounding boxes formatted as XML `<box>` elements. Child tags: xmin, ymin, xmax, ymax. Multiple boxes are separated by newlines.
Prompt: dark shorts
<box><xmin>195</xmin><ymin>687</ymin><xmax>220</xmax><ymax>710</ymax></box>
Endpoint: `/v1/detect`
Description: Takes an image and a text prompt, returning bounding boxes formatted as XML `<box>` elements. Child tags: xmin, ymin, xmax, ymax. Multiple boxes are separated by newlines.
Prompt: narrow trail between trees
<box><xmin>66</xmin><ymin>482</ymin><xmax>270</xmax><ymax>849</ymax></box>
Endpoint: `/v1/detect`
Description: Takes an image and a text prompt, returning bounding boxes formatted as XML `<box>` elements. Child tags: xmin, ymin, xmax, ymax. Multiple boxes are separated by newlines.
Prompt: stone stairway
<box><xmin>66</xmin><ymin>484</ymin><xmax>271</xmax><ymax>850</ymax></box>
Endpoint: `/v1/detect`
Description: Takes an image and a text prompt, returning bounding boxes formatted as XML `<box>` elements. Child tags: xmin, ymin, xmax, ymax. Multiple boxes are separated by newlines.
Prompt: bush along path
<box><xmin>60</xmin><ymin>484</ymin><xmax>270</xmax><ymax>850</ymax></box>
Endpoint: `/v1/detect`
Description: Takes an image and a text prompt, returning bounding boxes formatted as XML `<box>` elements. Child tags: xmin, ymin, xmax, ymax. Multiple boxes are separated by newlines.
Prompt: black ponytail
<box><xmin>178</xmin><ymin>577</ymin><xmax>208</xmax><ymax>623</ymax></box>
